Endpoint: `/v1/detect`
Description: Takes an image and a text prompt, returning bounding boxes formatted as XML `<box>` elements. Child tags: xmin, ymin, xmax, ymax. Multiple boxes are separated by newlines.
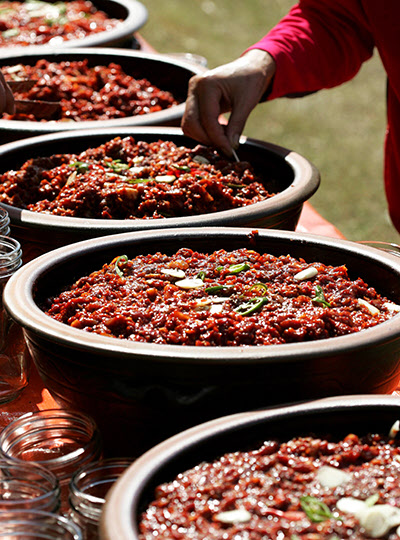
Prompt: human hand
<box><xmin>0</xmin><ymin>70</ymin><xmax>15</xmax><ymax>114</ymax></box>
<box><xmin>181</xmin><ymin>49</ymin><xmax>275</xmax><ymax>156</ymax></box>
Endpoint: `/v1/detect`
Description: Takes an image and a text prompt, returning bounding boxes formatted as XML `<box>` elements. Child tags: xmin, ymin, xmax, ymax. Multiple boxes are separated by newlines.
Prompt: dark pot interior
<box><xmin>4</xmin><ymin>228</ymin><xmax>400</xmax><ymax>456</ymax></box>
<box><xmin>99</xmin><ymin>395</ymin><xmax>400</xmax><ymax>539</ymax></box>
<box><xmin>0</xmin><ymin>48</ymin><xmax>205</xmax><ymax>145</ymax></box>
<box><xmin>0</xmin><ymin>127</ymin><xmax>319</xmax><ymax>261</ymax></box>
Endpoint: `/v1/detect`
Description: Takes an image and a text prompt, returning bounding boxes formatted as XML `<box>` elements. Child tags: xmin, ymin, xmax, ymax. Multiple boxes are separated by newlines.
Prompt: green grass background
<box><xmin>140</xmin><ymin>0</ymin><xmax>398</xmax><ymax>242</ymax></box>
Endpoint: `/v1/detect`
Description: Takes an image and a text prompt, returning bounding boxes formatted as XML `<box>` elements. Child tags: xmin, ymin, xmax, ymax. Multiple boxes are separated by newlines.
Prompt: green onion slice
<box><xmin>248</xmin><ymin>283</ymin><xmax>268</xmax><ymax>296</ymax></box>
<box><xmin>300</xmin><ymin>495</ymin><xmax>334</xmax><ymax>522</ymax></box>
<box><xmin>228</xmin><ymin>262</ymin><xmax>250</xmax><ymax>274</ymax></box>
<box><xmin>114</xmin><ymin>255</ymin><xmax>128</xmax><ymax>278</ymax></box>
<box><xmin>172</xmin><ymin>164</ymin><xmax>191</xmax><ymax>172</ymax></box>
<box><xmin>234</xmin><ymin>296</ymin><xmax>269</xmax><ymax>316</ymax></box>
<box><xmin>311</xmin><ymin>285</ymin><xmax>331</xmax><ymax>308</ymax></box>
<box><xmin>205</xmin><ymin>284</ymin><xmax>233</xmax><ymax>294</ymax></box>
<box><xmin>70</xmin><ymin>161</ymin><xmax>89</xmax><ymax>173</ymax></box>
<box><xmin>196</xmin><ymin>271</ymin><xmax>206</xmax><ymax>281</ymax></box>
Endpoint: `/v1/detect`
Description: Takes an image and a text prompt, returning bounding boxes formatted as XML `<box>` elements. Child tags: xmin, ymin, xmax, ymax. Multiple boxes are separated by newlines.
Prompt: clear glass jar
<box><xmin>0</xmin><ymin>235</ymin><xmax>29</xmax><ymax>404</ymax></box>
<box><xmin>0</xmin><ymin>409</ymin><xmax>103</xmax><ymax>513</ymax></box>
<box><xmin>0</xmin><ymin>458</ymin><xmax>60</xmax><ymax>513</ymax></box>
<box><xmin>0</xmin><ymin>208</ymin><xmax>10</xmax><ymax>236</ymax></box>
<box><xmin>67</xmin><ymin>458</ymin><xmax>134</xmax><ymax>540</ymax></box>
<box><xmin>0</xmin><ymin>509</ymin><xmax>82</xmax><ymax>539</ymax></box>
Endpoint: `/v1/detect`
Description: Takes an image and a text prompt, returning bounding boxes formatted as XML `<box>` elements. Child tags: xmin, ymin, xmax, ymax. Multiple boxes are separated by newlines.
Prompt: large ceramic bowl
<box><xmin>4</xmin><ymin>227</ymin><xmax>400</xmax><ymax>455</ymax></box>
<box><xmin>0</xmin><ymin>127</ymin><xmax>319</xmax><ymax>261</ymax></box>
<box><xmin>0</xmin><ymin>0</ymin><xmax>148</xmax><ymax>52</ymax></box>
<box><xmin>0</xmin><ymin>49</ymin><xmax>206</xmax><ymax>144</ymax></box>
<box><xmin>99</xmin><ymin>395</ymin><xmax>400</xmax><ymax>539</ymax></box>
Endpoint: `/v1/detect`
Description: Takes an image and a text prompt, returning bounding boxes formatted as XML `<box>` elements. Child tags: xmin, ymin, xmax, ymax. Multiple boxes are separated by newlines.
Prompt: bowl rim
<box><xmin>0</xmin><ymin>126</ymin><xmax>320</xmax><ymax>231</ymax></box>
<box><xmin>0</xmin><ymin>0</ymin><xmax>148</xmax><ymax>51</ymax></box>
<box><xmin>0</xmin><ymin>48</ymin><xmax>206</xmax><ymax>132</ymax></box>
<box><xmin>100</xmin><ymin>394</ymin><xmax>400</xmax><ymax>540</ymax></box>
<box><xmin>4</xmin><ymin>226</ymin><xmax>400</xmax><ymax>363</ymax></box>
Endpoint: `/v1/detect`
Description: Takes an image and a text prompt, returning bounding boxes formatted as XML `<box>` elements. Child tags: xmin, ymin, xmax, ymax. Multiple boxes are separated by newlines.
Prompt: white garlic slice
<box><xmin>337</xmin><ymin>497</ymin><xmax>367</xmax><ymax>516</ymax></box>
<box><xmin>357</xmin><ymin>298</ymin><xmax>380</xmax><ymax>316</ymax></box>
<box><xmin>161</xmin><ymin>268</ymin><xmax>186</xmax><ymax>279</ymax></box>
<box><xmin>383</xmin><ymin>302</ymin><xmax>400</xmax><ymax>313</ymax></box>
<box><xmin>214</xmin><ymin>509</ymin><xmax>252</xmax><ymax>524</ymax></box>
<box><xmin>293</xmin><ymin>267</ymin><xmax>318</xmax><ymax>281</ymax></box>
<box><xmin>155</xmin><ymin>175</ymin><xmax>176</xmax><ymax>183</ymax></box>
<box><xmin>175</xmin><ymin>278</ymin><xmax>205</xmax><ymax>289</ymax></box>
<box><xmin>389</xmin><ymin>419</ymin><xmax>400</xmax><ymax>439</ymax></box>
<box><xmin>316</xmin><ymin>465</ymin><xmax>351</xmax><ymax>488</ymax></box>
<box><xmin>358</xmin><ymin>504</ymin><xmax>400</xmax><ymax>538</ymax></box>
<box><xmin>210</xmin><ymin>304</ymin><xmax>223</xmax><ymax>314</ymax></box>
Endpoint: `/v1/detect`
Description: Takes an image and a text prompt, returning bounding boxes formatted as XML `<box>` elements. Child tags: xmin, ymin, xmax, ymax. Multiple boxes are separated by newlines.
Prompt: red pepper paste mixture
<box><xmin>44</xmin><ymin>247</ymin><xmax>400</xmax><ymax>345</ymax></box>
<box><xmin>139</xmin><ymin>428</ymin><xmax>400</xmax><ymax>539</ymax></box>
<box><xmin>1</xmin><ymin>60</ymin><xmax>179</xmax><ymax>122</ymax></box>
<box><xmin>0</xmin><ymin>0</ymin><xmax>120</xmax><ymax>47</ymax></box>
<box><xmin>0</xmin><ymin>136</ymin><xmax>274</xmax><ymax>218</ymax></box>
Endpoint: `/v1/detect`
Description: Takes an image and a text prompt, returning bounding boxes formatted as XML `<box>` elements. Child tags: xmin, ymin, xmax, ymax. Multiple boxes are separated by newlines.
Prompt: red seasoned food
<box><xmin>2</xmin><ymin>60</ymin><xmax>178</xmax><ymax>122</ymax></box>
<box><xmin>0</xmin><ymin>136</ymin><xmax>274</xmax><ymax>218</ymax></box>
<box><xmin>44</xmin><ymin>247</ymin><xmax>400</xmax><ymax>345</ymax></box>
<box><xmin>0</xmin><ymin>0</ymin><xmax>120</xmax><ymax>47</ymax></box>
<box><xmin>139</xmin><ymin>429</ymin><xmax>400</xmax><ymax>539</ymax></box>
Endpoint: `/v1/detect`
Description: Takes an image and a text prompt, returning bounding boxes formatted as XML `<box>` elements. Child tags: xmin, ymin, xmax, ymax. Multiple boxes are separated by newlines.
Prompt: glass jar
<box><xmin>0</xmin><ymin>235</ymin><xmax>29</xmax><ymax>404</ymax></box>
<box><xmin>0</xmin><ymin>208</ymin><xmax>10</xmax><ymax>236</ymax></box>
<box><xmin>0</xmin><ymin>509</ymin><xmax>82</xmax><ymax>539</ymax></box>
<box><xmin>67</xmin><ymin>458</ymin><xmax>134</xmax><ymax>540</ymax></box>
<box><xmin>0</xmin><ymin>409</ymin><xmax>103</xmax><ymax>513</ymax></box>
<box><xmin>0</xmin><ymin>458</ymin><xmax>60</xmax><ymax>513</ymax></box>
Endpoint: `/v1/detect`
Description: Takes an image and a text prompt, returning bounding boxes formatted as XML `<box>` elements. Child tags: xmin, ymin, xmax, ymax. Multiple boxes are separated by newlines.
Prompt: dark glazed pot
<box><xmin>0</xmin><ymin>0</ymin><xmax>148</xmax><ymax>52</ymax></box>
<box><xmin>0</xmin><ymin>49</ymin><xmax>206</xmax><ymax>145</ymax></box>
<box><xmin>0</xmin><ymin>127</ymin><xmax>319</xmax><ymax>261</ymax></box>
<box><xmin>4</xmin><ymin>227</ymin><xmax>400</xmax><ymax>456</ymax></box>
<box><xmin>99</xmin><ymin>395</ymin><xmax>400</xmax><ymax>540</ymax></box>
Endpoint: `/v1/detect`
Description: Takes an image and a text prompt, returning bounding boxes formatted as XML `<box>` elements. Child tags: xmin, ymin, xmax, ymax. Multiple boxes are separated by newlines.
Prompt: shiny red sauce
<box><xmin>44</xmin><ymin>247</ymin><xmax>399</xmax><ymax>345</ymax></box>
<box><xmin>0</xmin><ymin>0</ymin><xmax>120</xmax><ymax>47</ymax></box>
<box><xmin>0</xmin><ymin>137</ymin><xmax>273</xmax><ymax>218</ymax></box>
<box><xmin>139</xmin><ymin>432</ymin><xmax>400</xmax><ymax>539</ymax></box>
<box><xmin>2</xmin><ymin>59</ymin><xmax>179</xmax><ymax>122</ymax></box>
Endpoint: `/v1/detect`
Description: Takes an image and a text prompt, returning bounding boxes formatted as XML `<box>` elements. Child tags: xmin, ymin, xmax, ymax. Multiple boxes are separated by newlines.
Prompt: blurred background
<box><xmin>140</xmin><ymin>0</ymin><xmax>397</xmax><ymax>242</ymax></box>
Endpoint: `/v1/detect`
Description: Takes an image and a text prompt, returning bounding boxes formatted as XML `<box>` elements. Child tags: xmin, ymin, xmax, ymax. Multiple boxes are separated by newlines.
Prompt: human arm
<box><xmin>182</xmin><ymin>49</ymin><xmax>275</xmax><ymax>157</ymax></box>
<box><xmin>182</xmin><ymin>0</ymin><xmax>374</xmax><ymax>155</ymax></box>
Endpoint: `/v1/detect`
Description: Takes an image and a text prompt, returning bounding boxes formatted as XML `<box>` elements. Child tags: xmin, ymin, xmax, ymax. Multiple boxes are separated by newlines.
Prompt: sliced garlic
<box><xmin>337</xmin><ymin>497</ymin><xmax>400</xmax><ymax>538</ymax></box>
<box><xmin>155</xmin><ymin>175</ymin><xmax>176</xmax><ymax>183</ymax></box>
<box><xmin>383</xmin><ymin>302</ymin><xmax>400</xmax><ymax>313</ymax></box>
<box><xmin>389</xmin><ymin>420</ymin><xmax>400</xmax><ymax>439</ymax></box>
<box><xmin>193</xmin><ymin>155</ymin><xmax>210</xmax><ymax>165</ymax></box>
<box><xmin>175</xmin><ymin>278</ymin><xmax>205</xmax><ymax>289</ymax></box>
<box><xmin>337</xmin><ymin>497</ymin><xmax>367</xmax><ymax>516</ymax></box>
<box><xmin>293</xmin><ymin>267</ymin><xmax>318</xmax><ymax>281</ymax></box>
<box><xmin>128</xmin><ymin>166</ymin><xmax>145</xmax><ymax>175</ymax></box>
<box><xmin>316</xmin><ymin>465</ymin><xmax>351</xmax><ymax>488</ymax></box>
<box><xmin>214</xmin><ymin>509</ymin><xmax>252</xmax><ymax>524</ymax></box>
<box><xmin>132</xmin><ymin>156</ymin><xmax>145</xmax><ymax>164</ymax></box>
<box><xmin>357</xmin><ymin>298</ymin><xmax>380</xmax><ymax>316</ymax></box>
<box><xmin>358</xmin><ymin>504</ymin><xmax>400</xmax><ymax>538</ymax></box>
<box><xmin>210</xmin><ymin>304</ymin><xmax>223</xmax><ymax>314</ymax></box>
<box><xmin>161</xmin><ymin>268</ymin><xmax>186</xmax><ymax>279</ymax></box>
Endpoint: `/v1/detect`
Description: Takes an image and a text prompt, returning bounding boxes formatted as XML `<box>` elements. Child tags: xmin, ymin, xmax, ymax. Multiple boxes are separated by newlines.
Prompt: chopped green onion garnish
<box><xmin>248</xmin><ymin>283</ymin><xmax>268</xmax><ymax>296</ymax></box>
<box><xmin>196</xmin><ymin>271</ymin><xmax>206</xmax><ymax>281</ymax></box>
<box><xmin>228</xmin><ymin>262</ymin><xmax>250</xmax><ymax>274</ymax></box>
<box><xmin>127</xmin><ymin>178</ymin><xmax>152</xmax><ymax>184</ymax></box>
<box><xmin>205</xmin><ymin>284</ymin><xmax>233</xmax><ymax>294</ymax></box>
<box><xmin>227</xmin><ymin>183</ymin><xmax>245</xmax><ymax>189</ymax></box>
<box><xmin>172</xmin><ymin>164</ymin><xmax>191</xmax><ymax>172</ymax></box>
<box><xmin>311</xmin><ymin>285</ymin><xmax>331</xmax><ymax>308</ymax></box>
<box><xmin>215</xmin><ymin>266</ymin><xmax>223</xmax><ymax>273</ymax></box>
<box><xmin>105</xmin><ymin>159</ymin><xmax>130</xmax><ymax>173</ymax></box>
<box><xmin>70</xmin><ymin>161</ymin><xmax>89</xmax><ymax>173</ymax></box>
<box><xmin>234</xmin><ymin>296</ymin><xmax>269</xmax><ymax>316</ymax></box>
<box><xmin>114</xmin><ymin>255</ymin><xmax>128</xmax><ymax>278</ymax></box>
<box><xmin>300</xmin><ymin>495</ymin><xmax>334</xmax><ymax>523</ymax></box>
<box><xmin>2</xmin><ymin>28</ymin><xmax>19</xmax><ymax>38</ymax></box>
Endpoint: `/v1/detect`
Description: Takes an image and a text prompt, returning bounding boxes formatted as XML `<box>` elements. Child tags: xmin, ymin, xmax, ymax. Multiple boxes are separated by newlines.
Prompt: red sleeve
<box><xmin>245</xmin><ymin>0</ymin><xmax>375</xmax><ymax>100</ymax></box>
